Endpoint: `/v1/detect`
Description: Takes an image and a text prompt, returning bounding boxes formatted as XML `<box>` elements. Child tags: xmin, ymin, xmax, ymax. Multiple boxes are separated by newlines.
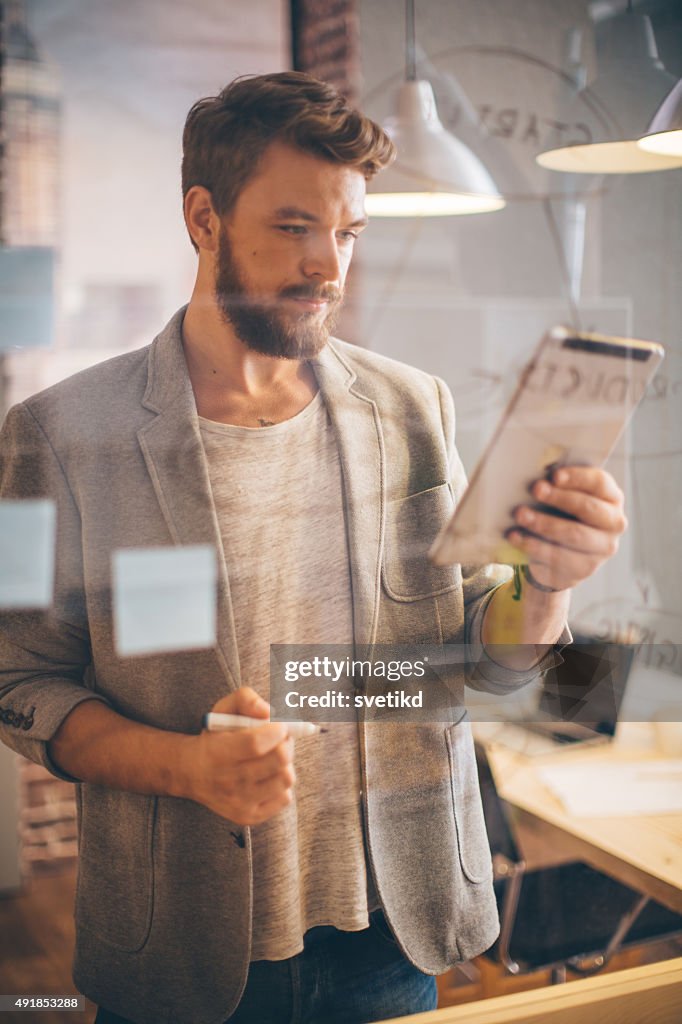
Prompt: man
<box><xmin>0</xmin><ymin>73</ymin><xmax>626</xmax><ymax>1024</ymax></box>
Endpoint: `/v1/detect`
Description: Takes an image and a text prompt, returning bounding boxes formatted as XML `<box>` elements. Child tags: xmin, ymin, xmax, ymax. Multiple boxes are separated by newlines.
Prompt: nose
<box><xmin>301</xmin><ymin>234</ymin><xmax>343</xmax><ymax>285</ymax></box>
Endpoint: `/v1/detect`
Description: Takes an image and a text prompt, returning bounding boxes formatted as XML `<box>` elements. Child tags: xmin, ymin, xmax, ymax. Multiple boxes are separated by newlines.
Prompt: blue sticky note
<box><xmin>0</xmin><ymin>500</ymin><xmax>56</xmax><ymax>608</ymax></box>
<box><xmin>0</xmin><ymin>247</ymin><xmax>54</xmax><ymax>350</ymax></box>
<box><xmin>112</xmin><ymin>545</ymin><xmax>217</xmax><ymax>657</ymax></box>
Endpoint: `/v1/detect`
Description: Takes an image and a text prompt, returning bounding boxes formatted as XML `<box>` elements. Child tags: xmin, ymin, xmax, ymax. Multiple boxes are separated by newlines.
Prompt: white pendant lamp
<box><xmin>365</xmin><ymin>0</ymin><xmax>505</xmax><ymax>217</ymax></box>
<box><xmin>537</xmin><ymin>5</ymin><xmax>682</xmax><ymax>175</ymax></box>
<box><xmin>638</xmin><ymin>78</ymin><xmax>682</xmax><ymax>158</ymax></box>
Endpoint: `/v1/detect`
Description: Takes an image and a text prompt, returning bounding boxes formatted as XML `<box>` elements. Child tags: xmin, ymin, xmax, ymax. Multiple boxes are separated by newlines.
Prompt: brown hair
<box><xmin>181</xmin><ymin>71</ymin><xmax>395</xmax><ymax>249</ymax></box>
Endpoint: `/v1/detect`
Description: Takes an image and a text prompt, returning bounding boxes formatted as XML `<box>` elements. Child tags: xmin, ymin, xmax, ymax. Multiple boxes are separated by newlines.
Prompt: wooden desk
<box><xmin>483</xmin><ymin>737</ymin><xmax>682</xmax><ymax>915</ymax></box>
<box><xmin>384</xmin><ymin>958</ymin><xmax>682</xmax><ymax>1024</ymax></box>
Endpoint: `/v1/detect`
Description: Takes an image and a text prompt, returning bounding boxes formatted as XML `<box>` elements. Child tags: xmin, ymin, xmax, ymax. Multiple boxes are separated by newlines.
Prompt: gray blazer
<box><xmin>0</xmin><ymin>308</ymin><xmax>546</xmax><ymax>1024</ymax></box>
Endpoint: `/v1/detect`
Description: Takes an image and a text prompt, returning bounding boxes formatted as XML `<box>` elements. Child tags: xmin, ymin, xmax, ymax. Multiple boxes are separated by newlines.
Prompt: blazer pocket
<box><xmin>382</xmin><ymin>484</ymin><xmax>461</xmax><ymax>602</ymax></box>
<box><xmin>445</xmin><ymin>722</ymin><xmax>493</xmax><ymax>884</ymax></box>
<box><xmin>75</xmin><ymin>788</ymin><xmax>156</xmax><ymax>952</ymax></box>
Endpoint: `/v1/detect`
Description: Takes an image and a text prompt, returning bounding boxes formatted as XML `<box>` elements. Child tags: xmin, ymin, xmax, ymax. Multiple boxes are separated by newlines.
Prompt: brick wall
<box><xmin>18</xmin><ymin>758</ymin><xmax>78</xmax><ymax>876</ymax></box>
<box><xmin>2</xmin><ymin>1</ymin><xmax>76</xmax><ymax>880</ymax></box>
<box><xmin>291</xmin><ymin>0</ymin><xmax>366</xmax><ymax>346</ymax></box>
<box><xmin>292</xmin><ymin>0</ymin><xmax>361</xmax><ymax>104</ymax></box>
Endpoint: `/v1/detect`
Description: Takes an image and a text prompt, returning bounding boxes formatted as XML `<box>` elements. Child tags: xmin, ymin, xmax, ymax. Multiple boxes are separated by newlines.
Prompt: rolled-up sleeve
<box><xmin>465</xmin><ymin>585</ymin><xmax>572</xmax><ymax>693</ymax></box>
<box><xmin>433</xmin><ymin>375</ymin><xmax>571</xmax><ymax>693</ymax></box>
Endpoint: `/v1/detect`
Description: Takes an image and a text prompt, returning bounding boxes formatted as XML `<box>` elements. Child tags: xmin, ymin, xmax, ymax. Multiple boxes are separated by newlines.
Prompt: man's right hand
<box><xmin>46</xmin><ymin>686</ymin><xmax>295</xmax><ymax>826</ymax></box>
<box><xmin>183</xmin><ymin>687</ymin><xmax>296</xmax><ymax>826</ymax></box>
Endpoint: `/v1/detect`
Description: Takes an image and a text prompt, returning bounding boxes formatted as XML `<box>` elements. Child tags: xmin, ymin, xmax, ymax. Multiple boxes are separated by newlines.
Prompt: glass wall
<box><xmin>357</xmin><ymin>0</ymin><xmax>682</xmax><ymax>719</ymax></box>
<box><xmin>2</xmin><ymin>0</ymin><xmax>288</xmax><ymax>405</ymax></box>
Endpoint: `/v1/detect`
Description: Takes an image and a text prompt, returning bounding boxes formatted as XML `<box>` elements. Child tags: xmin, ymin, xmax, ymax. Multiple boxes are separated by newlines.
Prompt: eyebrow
<box><xmin>272</xmin><ymin>205</ymin><xmax>369</xmax><ymax>228</ymax></box>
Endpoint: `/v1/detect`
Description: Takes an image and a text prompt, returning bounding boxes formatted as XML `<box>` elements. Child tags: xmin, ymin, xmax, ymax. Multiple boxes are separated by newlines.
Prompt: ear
<box><xmin>184</xmin><ymin>185</ymin><xmax>221</xmax><ymax>252</ymax></box>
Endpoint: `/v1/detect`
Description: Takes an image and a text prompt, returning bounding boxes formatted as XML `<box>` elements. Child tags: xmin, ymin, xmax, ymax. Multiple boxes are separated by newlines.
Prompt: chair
<box><xmin>475</xmin><ymin>744</ymin><xmax>682</xmax><ymax>983</ymax></box>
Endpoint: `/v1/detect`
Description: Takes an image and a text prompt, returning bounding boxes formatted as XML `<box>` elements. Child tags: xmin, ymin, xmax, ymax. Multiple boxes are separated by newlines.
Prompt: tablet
<box><xmin>428</xmin><ymin>326</ymin><xmax>664</xmax><ymax>567</ymax></box>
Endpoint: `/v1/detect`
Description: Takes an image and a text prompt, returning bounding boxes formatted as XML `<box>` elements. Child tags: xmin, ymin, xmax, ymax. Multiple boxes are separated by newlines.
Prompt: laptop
<box><xmin>475</xmin><ymin>634</ymin><xmax>636</xmax><ymax>757</ymax></box>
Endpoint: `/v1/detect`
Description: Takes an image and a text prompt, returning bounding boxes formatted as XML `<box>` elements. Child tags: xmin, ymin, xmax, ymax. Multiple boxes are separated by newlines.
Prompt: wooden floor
<box><xmin>0</xmin><ymin>868</ymin><xmax>95</xmax><ymax>1024</ymax></box>
<box><xmin>1</xmin><ymin>868</ymin><xmax>680</xmax><ymax>1024</ymax></box>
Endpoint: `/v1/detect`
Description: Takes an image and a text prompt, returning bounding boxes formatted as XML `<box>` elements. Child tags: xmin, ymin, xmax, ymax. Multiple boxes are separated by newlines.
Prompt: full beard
<box><xmin>214</xmin><ymin>230</ymin><xmax>342</xmax><ymax>360</ymax></box>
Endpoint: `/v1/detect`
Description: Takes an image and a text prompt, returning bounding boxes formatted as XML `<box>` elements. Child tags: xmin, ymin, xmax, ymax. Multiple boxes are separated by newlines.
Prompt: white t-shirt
<box><xmin>199</xmin><ymin>390</ymin><xmax>378</xmax><ymax>962</ymax></box>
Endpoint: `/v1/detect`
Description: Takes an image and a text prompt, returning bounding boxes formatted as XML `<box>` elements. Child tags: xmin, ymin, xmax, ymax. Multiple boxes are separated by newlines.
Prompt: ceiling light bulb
<box><xmin>638</xmin><ymin>78</ymin><xmax>682</xmax><ymax>157</ymax></box>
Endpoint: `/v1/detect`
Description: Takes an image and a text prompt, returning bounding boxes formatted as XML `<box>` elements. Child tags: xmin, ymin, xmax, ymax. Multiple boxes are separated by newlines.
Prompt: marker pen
<box><xmin>203</xmin><ymin>712</ymin><xmax>325</xmax><ymax>739</ymax></box>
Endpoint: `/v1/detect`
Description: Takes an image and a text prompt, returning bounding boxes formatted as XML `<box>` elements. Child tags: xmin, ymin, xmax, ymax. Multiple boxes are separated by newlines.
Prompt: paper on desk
<box><xmin>538</xmin><ymin>761</ymin><xmax>682</xmax><ymax>817</ymax></box>
<box><xmin>113</xmin><ymin>544</ymin><xmax>217</xmax><ymax>656</ymax></box>
<box><xmin>0</xmin><ymin>499</ymin><xmax>55</xmax><ymax>608</ymax></box>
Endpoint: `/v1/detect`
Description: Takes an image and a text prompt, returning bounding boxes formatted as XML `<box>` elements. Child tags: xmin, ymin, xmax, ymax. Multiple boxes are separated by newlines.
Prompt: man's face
<box><xmin>213</xmin><ymin>141</ymin><xmax>368</xmax><ymax>359</ymax></box>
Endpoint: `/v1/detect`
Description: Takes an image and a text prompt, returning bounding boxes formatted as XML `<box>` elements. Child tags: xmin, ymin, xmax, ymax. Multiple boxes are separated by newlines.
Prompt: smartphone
<box><xmin>428</xmin><ymin>326</ymin><xmax>665</xmax><ymax>567</ymax></box>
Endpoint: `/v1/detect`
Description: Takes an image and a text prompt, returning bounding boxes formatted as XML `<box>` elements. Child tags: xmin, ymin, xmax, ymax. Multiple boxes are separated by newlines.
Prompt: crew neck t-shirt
<box><xmin>198</xmin><ymin>391</ymin><xmax>379</xmax><ymax>961</ymax></box>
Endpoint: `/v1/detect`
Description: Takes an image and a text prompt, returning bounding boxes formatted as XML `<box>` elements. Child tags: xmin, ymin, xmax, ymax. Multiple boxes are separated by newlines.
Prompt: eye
<box><xmin>278</xmin><ymin>225</ymin><xmax>308</xmax><ymax>235</ymax></box>
<box><xmin>337</xmin><ymin>231</ymin><xmax>359</xmax><ymax>242</ymax></box>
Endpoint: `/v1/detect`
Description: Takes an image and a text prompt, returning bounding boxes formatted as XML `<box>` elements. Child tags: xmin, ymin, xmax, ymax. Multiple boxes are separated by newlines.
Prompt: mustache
<box><xmin>214</xmin><ymin>281</ymin><xmax>343</xmax><ymax>307</ymax></box>
<box><xmin>279</xmin><ymin>284</ymin><xmax>343</xmax><ymax>303</ymax></box>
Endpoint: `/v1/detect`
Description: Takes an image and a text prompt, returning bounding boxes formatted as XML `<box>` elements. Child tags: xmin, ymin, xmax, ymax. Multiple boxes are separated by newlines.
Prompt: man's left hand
<box><xmin>507</xmin><ymin>466</ymin><xmax>628</xmax><ymax>593</ymax></box>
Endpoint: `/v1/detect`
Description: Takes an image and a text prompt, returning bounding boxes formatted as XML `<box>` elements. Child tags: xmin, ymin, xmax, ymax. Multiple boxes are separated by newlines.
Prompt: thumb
<box><xmin>211</xmin><ymin>687</ymin><xmax>270</xmax><ymax>720</ymax></box>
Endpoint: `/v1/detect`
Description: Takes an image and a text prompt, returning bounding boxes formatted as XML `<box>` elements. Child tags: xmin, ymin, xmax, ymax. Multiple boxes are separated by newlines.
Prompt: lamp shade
<box><xmin>537</xmin><ymin>12</ymin><xmax>682</xmax><ymax>174</ymax></box>
<box><xmin>638</xmin><ymin>78</ymin><xmax>682</xmax><ymax>158</ymax></box>
<box><xmin>366</xmin><ymin>80</ymin><xmax>505</xmax><ymax>216</ymax></box>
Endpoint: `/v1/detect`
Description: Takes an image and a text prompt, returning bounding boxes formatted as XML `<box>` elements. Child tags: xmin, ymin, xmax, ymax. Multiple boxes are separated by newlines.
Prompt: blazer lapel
<box><xmin>136</xmin><ymin>307</ymin><xmax>240</xmax><ymax>691</ymax></box>
<box><xmin>311</xmin><ymin>341</ymin><xmax>386</xmax><ymax>657</ymax></box>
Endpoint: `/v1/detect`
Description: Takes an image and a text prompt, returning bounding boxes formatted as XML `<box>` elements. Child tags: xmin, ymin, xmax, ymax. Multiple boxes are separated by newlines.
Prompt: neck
<box><xmin>182</xmin><ymin>287</ymin><xmax>305</xmax><ymax>396</ymax></box>
<box><xmin>182</xmin><ymin>284</ymin><xmax>319</xmax><ymax>426</ymax></box>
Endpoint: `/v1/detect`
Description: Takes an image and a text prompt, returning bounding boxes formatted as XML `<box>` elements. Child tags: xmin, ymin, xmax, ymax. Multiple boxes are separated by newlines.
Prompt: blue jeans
<box><xmin>95</xmin><ymin>910</ymin><xmax>438</xmax><ymax>1023</ymax></box>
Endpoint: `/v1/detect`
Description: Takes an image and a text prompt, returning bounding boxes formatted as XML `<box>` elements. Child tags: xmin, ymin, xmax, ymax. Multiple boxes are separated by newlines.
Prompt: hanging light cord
<box><xmin>542</xmin><ymin>197</ymin><xmax>583</xmax><ymax>331</ymax></box>
<box><xmin>406</xmin><ymin>0</ymin><xmax>417</xmax><ymax>81</ymax></box>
